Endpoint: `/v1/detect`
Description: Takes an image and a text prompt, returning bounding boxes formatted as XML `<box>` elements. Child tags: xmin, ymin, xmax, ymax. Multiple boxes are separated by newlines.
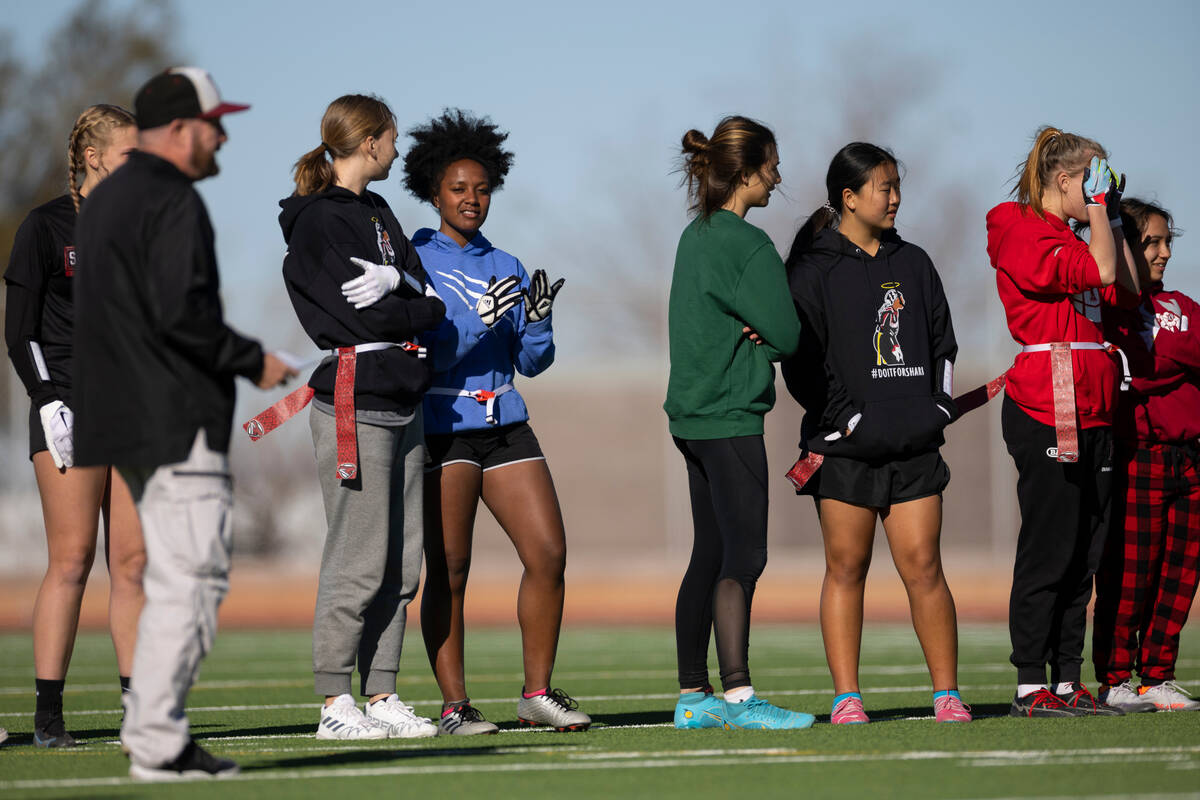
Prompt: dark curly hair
<box><xmin>403</xmin><ymin>109</ymin><xmax>514</xmax><ymax>203</ymax></box>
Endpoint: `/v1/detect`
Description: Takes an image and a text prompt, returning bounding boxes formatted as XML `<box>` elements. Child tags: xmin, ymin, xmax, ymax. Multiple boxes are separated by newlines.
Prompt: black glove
<box><xmin>523</xmin><ymin>269</ymin><xmax>565</xmax><ymax>323</ymax></box>
<box><xmin>477</xmin><ymin>275</ymin><xmax>523</xmax><ymax>327</ymax></box>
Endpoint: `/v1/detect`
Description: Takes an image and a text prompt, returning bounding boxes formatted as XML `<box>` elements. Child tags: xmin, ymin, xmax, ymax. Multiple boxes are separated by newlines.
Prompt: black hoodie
<box><xmin>781</xmin><ymin>228</ymin><xmax>958</xmax><ymax>463</ymax></box>
<box><xmin>279</xmin><ymin>187</ymin><xmax>445</xmax><ymax>412</ymax></box>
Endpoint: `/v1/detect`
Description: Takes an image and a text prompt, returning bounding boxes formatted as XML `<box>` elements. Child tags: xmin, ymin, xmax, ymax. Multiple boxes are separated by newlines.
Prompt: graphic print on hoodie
<box><xmin>874</xmin><ymin>285</ymin><xmax>906</xmax><ymax>367</ymax></box>
<box><xmin>782</xmin><ymin>228</ymin><xmax>957</xmax><ymax>464</ymax></box>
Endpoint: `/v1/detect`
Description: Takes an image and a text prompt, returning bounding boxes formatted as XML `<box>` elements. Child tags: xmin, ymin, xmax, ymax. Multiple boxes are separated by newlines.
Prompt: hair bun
<box><xmin>681</xmin><ymin>129</ymin><xmax>710</xmax><ymax>154</ymax></box>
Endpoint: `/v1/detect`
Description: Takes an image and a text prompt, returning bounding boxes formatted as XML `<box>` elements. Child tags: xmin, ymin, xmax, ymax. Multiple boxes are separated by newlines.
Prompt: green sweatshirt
<box><xmin>664</xmin><ymin>210</ymin><xmax>801</xmax><ymax>439</ymax></box>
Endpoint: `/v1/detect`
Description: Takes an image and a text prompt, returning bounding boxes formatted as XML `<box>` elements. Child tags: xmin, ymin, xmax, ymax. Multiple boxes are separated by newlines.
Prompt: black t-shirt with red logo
<box><xmin>3</xmin><ymin>194</ymin><xmax>77</xmax><ymax>406</ymax></box>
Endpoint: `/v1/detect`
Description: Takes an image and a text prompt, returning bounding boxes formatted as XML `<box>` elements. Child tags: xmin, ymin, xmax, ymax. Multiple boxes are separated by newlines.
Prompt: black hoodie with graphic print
<box><xmin>279</xmin><ymin>187</ymin><xmax>445</xmax><ymax>412</ymax></box>
<box><xmin>781</xmin><ymin>227</ymin><xmax>958</xmax><ymax>463</ymax></box>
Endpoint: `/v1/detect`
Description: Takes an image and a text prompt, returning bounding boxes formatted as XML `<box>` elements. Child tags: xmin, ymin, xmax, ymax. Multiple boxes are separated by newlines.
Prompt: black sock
<box><xmin>119</xmin><ymin>675</ymin><xmax>131</xmax><ymax>694</ymax></box>
<box><xmin>35</xmin><ymin>678</ymin><xmax>65</xmax><ymax>730</ymax></box>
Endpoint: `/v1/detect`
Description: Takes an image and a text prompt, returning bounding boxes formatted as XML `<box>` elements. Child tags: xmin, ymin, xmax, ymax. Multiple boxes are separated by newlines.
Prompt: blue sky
<box><xmin>7</xmin><ymin>0</ymin><xmax>1200</xmax><ymax>374</ymax></box>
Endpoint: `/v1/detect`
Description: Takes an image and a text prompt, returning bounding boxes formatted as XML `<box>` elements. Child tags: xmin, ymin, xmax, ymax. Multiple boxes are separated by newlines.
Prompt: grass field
<box><xmin>0</xmin><ymin>623</ymin><xmax>1197</xmax><ymax>798</ymax></box>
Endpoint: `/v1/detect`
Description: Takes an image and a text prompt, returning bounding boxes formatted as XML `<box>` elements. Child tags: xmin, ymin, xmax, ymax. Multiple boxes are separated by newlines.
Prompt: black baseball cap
<box><xmin>135</xmin><ymin>67</ymin><xmax>250</xmax><ymax>130</ymax></box>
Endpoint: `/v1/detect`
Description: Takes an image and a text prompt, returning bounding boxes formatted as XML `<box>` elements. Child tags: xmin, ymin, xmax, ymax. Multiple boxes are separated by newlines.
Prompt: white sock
<box><xmin>1055</xmin><ymin>682</ymin><xmax>1076</xmax><ymax>694</ymax></box>
<box><xmin>724</xmin><ymin>685</ymin><xmax>754</xmax><ymax>704</ymax></box>
<box><xmin>1017</xmin><ymin>684</ymin><xmax>1047</xmax><ymax>698</ymax></box>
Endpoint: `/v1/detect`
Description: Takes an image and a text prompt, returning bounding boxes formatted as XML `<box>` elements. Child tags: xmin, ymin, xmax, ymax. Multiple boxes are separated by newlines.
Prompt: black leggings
<box><xmin>673</xmin><ymin>435</ymin><xmax>769</xmax><ymax>692</ymax></box>
<box><xmin>1003</xmin><ymin>396</ymin><xmax>1113</xmax><ymax>685</ymax></box>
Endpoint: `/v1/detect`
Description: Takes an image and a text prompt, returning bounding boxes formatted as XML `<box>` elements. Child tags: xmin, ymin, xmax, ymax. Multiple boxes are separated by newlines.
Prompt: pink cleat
<box><xmin>934</xmin><ymin>694</ymin><xmax>972</xmax><ymax>722</ymax></box>
<box><xmin>831</xmin><ymin>694</ymin><xmax>870</xmax><ymax>724</ymax></box>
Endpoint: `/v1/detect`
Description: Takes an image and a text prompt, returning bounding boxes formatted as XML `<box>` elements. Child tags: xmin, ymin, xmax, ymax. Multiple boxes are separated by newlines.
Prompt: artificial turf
<box><xmin>0</xmin><ymin>624</ymin><xmax>1197</xmax><ymax>798</ymax></box>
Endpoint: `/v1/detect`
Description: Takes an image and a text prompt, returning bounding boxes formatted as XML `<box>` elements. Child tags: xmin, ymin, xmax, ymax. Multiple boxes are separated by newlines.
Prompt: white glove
<box><xmin>523</xmin><ymin>269</ymin><xmax>565</xmax><ymax>323</ymax></box>
<box><xmin>425</xmin><ymin>282</ymin><xmax>442</xmax><ymax>301</ymax></box>
<box><xmin>477</xmin><ymin>275</ymin><xmax>523</xmax><ymax>327</ymax></box>
<box><xmin>39</xmin><ymin>400</ymin><xmax>74</xmax><ymax>469</ymax></box>
<box><xmin>343</xmin><ymin>257</ymin><xmax>401</xmax><ymax>309</ymax></box>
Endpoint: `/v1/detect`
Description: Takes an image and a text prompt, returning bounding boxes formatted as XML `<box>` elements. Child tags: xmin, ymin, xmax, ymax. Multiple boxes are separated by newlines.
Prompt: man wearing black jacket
<box><xmin>73</xmin><ymin>67</ymin><xmax>294</xmax><ymax>780</ymax></box>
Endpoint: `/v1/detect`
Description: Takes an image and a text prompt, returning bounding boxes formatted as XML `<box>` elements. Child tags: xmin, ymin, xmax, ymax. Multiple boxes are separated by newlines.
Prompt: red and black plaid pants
<box><xmin>1093</xmin><ymin>441</ymin><xmax>1200</xmax><ymax>685</ymax></box>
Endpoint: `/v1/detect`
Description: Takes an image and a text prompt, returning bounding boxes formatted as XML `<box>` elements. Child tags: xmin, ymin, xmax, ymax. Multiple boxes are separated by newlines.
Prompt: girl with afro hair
<box><xmin>400</xmin><ymin>109</ymin><xmax>587</xmax><ymax>734</ymax></box>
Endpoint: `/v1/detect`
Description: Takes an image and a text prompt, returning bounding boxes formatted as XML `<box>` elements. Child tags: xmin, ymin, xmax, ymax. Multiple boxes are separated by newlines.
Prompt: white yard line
<box><xmin>2</xmin><ymin>745</ymin><xmax>1196</xmax><ymax>791</ymax></box>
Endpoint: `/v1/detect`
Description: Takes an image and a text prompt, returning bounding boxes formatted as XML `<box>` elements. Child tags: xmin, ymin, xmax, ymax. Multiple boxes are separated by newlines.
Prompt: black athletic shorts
<box><xmin>799</xmin><ymin>449</ymin><xmax>949</xmax><ymax>508</ymax></box>
<box><xmin>425</xmin><ymin>421</ymin><xmax>544</xmax><ymax>472</ymax></box>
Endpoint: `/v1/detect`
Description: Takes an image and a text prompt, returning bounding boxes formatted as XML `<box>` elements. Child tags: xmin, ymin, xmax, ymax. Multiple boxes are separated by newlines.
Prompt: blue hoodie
<box><xmin>413</xmin><ymin>228</ymin><xmax>555</xmax><ymax>434</ymax></box>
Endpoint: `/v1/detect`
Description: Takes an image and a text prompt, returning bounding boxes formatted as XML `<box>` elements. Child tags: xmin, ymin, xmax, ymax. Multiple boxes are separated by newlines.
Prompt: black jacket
<box><xmin>279</xmin><ymin>188</ymin><xmax>445</xmax><ymax>412</ymax></box>
<box><xmin>782</xmin><ymin>228</ymin><xmax>958</xmax><ymax>462</ymax></box>
<box><xmin>73</xmin><ymin>151</ymin><xmax>264</xmax><ymax>468</ymax></box>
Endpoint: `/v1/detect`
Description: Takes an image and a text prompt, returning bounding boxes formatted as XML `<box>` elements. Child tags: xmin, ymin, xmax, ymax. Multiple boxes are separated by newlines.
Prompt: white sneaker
<box><xmin>0</xmin><ymin>727</ymin><xmax>7</xmax><ymax>746</ymax></box>
<box><xmin>1099</xmin><ymin>681</ymin><xmax>1157</xmax><ymax>713</ymax></box>
<box><xmin>364</xmin><ymin>694</ymin><xmax>437</xmax><ymax>738</ymax></box>
<box><xmin>517</xmin><ymin>688</ymin><xmax>591</xmax><ymax>731</ymax></box>
<box><xmin>1139</xmin><ymin>681</ymin><xmax>1200</xmax><ymax>712</ymax></box>
<box><xmin>317</xmin><ymin>694</ymin><xmax>387</xmax><ymax>740</ymax></box>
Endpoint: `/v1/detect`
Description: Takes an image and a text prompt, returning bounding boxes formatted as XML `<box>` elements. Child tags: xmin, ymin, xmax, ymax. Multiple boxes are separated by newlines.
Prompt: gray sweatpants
<box><xmin>310</xmin><ymin>406</ymin><xmax>425</xmax><ymax>697</ymax></box>
<box><xmin>118</xmin><ymin>430</ymin><xmax>233</xmax><ymax>767</ymax></box>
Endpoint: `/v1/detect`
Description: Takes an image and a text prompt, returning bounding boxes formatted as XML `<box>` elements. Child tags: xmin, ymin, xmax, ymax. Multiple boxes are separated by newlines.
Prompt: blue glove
<box><xmin>1082</xmin><ymin>156</ymin><xmax>1112</xmax><ymax>207</ymax></box>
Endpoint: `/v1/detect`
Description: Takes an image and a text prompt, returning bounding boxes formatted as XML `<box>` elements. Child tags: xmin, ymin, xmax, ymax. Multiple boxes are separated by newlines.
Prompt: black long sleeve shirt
<box><xmin>4</xmin><ymin>194</ymin><xmax>78</xmax><ymax>407</ymax></box>
<box><xmin>73</xmin><ymin>151</ymin><xmax>264</xmax><ymax>468</ymax></box>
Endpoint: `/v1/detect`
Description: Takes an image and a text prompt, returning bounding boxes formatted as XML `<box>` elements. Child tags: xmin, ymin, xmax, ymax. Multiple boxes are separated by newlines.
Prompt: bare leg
<box><xmin>100</xmin><ymin>467</ymin><xmax>145</xmax><ymax>677</ymax></box>
<box><xmin>880</xmin><ymin>495</ymin><xmax>959</xmax><ymax>691</ymax></box>
<box><xmin>481</xmin><ymin>460</ymin><xmax>566</xmax><ymax>692</ymax></box>
<box><xmin>817</xmin><ymin>498</ymin><xmax>878</xmax><ymax>696</ymax></box>
<box><xmin>31</xmin><ymin>454</ymin><xmax>109</xmax><ymax>680</ymax></box>
<box><xmin>420</xmin><ymin>463</ymin><xmax>482</xmax><ymax>703</ymax></box>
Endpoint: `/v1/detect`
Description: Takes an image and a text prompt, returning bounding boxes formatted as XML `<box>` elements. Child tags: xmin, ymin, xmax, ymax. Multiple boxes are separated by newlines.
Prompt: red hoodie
<box><xmin>1103</xmin><ymin>284</ymin><xmax>1200</xmax><ymax>443</ymax></box>
<box><xmin>986</xmin><ymin>201</ymin><xmax>1135</xmax><ymax>428</ymax></box>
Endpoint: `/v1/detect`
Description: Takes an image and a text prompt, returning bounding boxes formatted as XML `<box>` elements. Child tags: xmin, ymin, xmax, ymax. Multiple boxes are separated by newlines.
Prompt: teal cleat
<box><xmin>674</xmin><ymin>691</ymin><xmax>726</xmax><ymax>729</ymax></box>
<box><xmin>723</xmin><ymin>695</ymin><xmax>815</xmax><ymax>730</ymax></box>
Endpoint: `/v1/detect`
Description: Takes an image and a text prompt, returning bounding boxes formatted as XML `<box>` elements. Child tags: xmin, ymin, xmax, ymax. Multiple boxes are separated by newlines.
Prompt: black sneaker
<box><xmin>1055</xmin><ymin>682</ymin><xmax>1125</xmax><ymax>716</ymax></box>
<box><xmin>1009</xmin><ymin>688</ymin><xmax>1076</xmax><ymax>718</ymax></box>
<box><xmin>129</xmin><ymin>738</ymin><xmax>239</xmax><ymax>781</ymax></box>
<box><xmin>33</xmin><ymin>715</ymin><xmax>78</xmax><ymax>748</ymax></box>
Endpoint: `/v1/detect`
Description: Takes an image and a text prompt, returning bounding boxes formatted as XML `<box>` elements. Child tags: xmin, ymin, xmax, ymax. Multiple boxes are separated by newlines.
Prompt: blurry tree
<box><xmin>0</xmin><ymin>0</ymin><xmax>181</xmax><ymax>449</ymax></box>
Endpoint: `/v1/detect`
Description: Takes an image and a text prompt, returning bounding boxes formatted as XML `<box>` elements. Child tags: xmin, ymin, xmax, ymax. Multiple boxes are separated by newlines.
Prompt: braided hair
<box><xmin>403</xmin><ymin>109</ymin><xmax>514</xmax><ymax>203</ymax></box>
<box><xmin>67</xmin><ymin>104</ymin><xmax>136</xmax><ymax>211</ymax></box>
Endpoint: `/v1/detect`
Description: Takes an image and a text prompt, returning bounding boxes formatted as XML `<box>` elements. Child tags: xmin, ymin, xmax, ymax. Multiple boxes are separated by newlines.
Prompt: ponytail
<box><xmin>66</xmin><ymin>104</ymin><xmax>136</xmax><ymax>211</ymax></box>
<box><xmin>293</xmin><ymin>95</ymin><xmax>396</xmax><ymax>196</ymax></box>
<box><xmin>1013</xmin><ymin>125</ymin><xmax>1105</xmax><ymax>217</ymax></box>
<box><xmin>293</xmin><ymin>142</ymin><xmax>334</xmax><ymax>196</ymax></box>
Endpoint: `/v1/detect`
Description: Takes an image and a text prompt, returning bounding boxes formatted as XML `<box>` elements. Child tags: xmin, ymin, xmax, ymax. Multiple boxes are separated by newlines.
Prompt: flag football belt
<box><xmin>953</xmin><ymin>341</ymin><xmax>1128</xmax><ymax>464</ymax></box>
<box><xmin>786</xmin><ymin>340</ymin><xmax>1130</xmax><ymax>486</ymax></box>
<box><xmin>426</xmin><ymin>384</ymin><xmax>514</xmax><ymax>425</ymax></box>
<box><xmin>242</xmin><ymin>341</ymin><xmax>425</xmax><ymax>480</ymax></box>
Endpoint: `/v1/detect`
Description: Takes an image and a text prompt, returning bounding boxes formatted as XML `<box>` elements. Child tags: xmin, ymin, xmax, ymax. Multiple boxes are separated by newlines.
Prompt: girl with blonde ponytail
<box><xmin>985</xmin><ymin>125</ymin><xmax>1140</xmax><ymax>719</ymax></box>
<box><xmin>3</xmin><ymin>103</ymin><xmax>142</xmax><ymax>747</ymax></box>
<box><xmin>278</xmin><ymin>94</ymin><xmax>446</xmax><ymax>741</ymax></box>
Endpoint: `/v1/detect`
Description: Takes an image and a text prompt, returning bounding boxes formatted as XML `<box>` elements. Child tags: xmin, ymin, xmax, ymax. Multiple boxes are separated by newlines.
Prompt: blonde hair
<box><xmin>1014</xmin><ymin>125</ymin><xmax>1106</xmax><ymax>217</ymax></box>
<box><xmin>293</xmin><ymin>94</ymin><xmax>396</xmax><ymax>196</ymax></box>
<box><xmin>67</xmin><ymin>104</ymin><xmax>136</xmax><ymax>211</ymax></box>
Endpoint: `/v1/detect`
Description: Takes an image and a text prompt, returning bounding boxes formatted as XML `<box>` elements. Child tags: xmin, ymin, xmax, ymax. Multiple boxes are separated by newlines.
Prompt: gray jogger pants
<box><xmin>310</xmin><ymin>406</ymin><xmax>425</xmax><ymax>697</ymax></box>
<box><xmin>118</xmin><ymin>430</ymin><xmax>233</xmax><ymax>767</ymax></box>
